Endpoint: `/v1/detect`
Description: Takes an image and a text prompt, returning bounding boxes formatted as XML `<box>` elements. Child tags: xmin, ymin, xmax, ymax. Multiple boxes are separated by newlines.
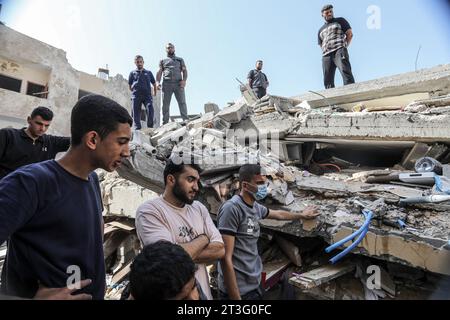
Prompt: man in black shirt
<box><xmin>318</xmin><ymin>4</ymin><xmax>355</xmax><ymax>89</ymax></box>
<box><xmin>247</xmin><ymin>60</ymin><xmax>269</xmax><ymax>99</ymax></box>
<box><xmin>0</xmin><ymin>106</ymin><xmax>70</xmax><ymax>180</ymax></box>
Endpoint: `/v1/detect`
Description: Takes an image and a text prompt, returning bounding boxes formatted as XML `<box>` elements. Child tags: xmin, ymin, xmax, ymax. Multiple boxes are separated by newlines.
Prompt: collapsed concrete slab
<box><xmin>287</xmin><ymin>109</ymin><xmax>450</xmax><ymax>142</ymax></box>
<box><xmin>293</xmin><ymin>64</ymin><xmax>450</xmax><ymax>110</ymax></box>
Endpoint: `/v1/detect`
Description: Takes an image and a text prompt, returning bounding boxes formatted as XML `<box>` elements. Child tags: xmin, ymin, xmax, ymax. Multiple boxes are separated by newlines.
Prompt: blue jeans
<box><xmin>132</xmin><ymin>95</ymin><xmax>154</xmax><ymax>130</ymax></box>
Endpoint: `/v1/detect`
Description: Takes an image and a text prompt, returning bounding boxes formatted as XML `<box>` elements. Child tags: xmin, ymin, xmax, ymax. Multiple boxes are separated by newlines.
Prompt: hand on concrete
<box><xmin>34</xmin><ymin>279</ymin><xmax>93</xmax><ymax>300</ymax></box>
<box><xmin>300</xmin><ymin>205</ymin><xmax>320</xmax><ymax>220</ymax></box>
<box><xmin>180</xmin><ymin>80</ymin><xmax>186</xmax><ymax>88</ymax></box>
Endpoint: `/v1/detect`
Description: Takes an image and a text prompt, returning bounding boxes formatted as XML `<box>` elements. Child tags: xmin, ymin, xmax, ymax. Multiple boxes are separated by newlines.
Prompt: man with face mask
<box><xmin>135</xmin><ymin>158</ymin><xmax>225</xmax><ymax>300</ymax></box>
<box><xmin>217</xmin><ymin>164</ymin><xmax>320</xmax><ymax>300</ymax></box>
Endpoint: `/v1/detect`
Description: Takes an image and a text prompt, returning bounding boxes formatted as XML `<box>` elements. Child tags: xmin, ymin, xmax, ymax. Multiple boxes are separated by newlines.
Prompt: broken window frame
<box><xmin>26</xmin><ymin>81</ymin><xmax>48</xmax><ymax>99</ymax></box>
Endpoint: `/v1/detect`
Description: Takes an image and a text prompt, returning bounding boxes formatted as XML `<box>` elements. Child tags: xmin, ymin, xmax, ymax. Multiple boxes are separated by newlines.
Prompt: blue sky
<box><xmin>1</xmin><ymin>0</ymin><xmax>449</xmax><ymax>116</ymax></box>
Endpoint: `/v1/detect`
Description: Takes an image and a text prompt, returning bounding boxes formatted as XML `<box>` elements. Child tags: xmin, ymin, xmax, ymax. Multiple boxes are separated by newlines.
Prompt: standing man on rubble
<box><xmin>318</xmin><ymin>4</ymin><xmax>355</xmax><ymax>89</ymax></box>
<box><xmin>129</xmin><ymin>55</ymin><xmax>157</xmax><ymax>130</ymax></box>
<box><xmin>135</xmin><ymin>158</ymin><xmax>225</xmax><ymax>300</ymax></box>
<box><xmin>0</xmin><ymin>94</ymin><xmax>133</xmax><ymax>300</ymax></box>
<box><xmin>156</xmin><ymin>43</ymin><xmax>189</xmax><ymax>125</ymax></box>
<box><xmin>247</xmin><ymin>60</ymin><xmax>269</xmax><ymax>99</ymax></box>
<box><xmin>217</xmin><ymin>164</ymin><xmax>320</xmax><ymax>300</ymax></box>
<box><xmin>0</xmin><ymin>106</ymin><xmax>70</xmax><ymax>180</ymax></box>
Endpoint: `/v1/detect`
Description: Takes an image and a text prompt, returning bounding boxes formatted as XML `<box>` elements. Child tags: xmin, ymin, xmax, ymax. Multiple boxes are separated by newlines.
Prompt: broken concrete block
<box><xmin>216</xmin><ymin>101</ymin><xmax>249</xmax><ymax>123</ymax></box>
<box><xmin>204</xmin><ymin>102</ymin><xmax>220</xmax><ymax>115</ymax></box>
<box><xmin>275</xmin><ymin>236</ymin><xmax>302</xmax><ymax>267</ymax></box>
<box><xmin>150</xmin><ymin>122</ymin><xmax>181</xmax><ymax>145</ymax></box>
<box><xmin>401</xmin><ymin>143</ymin><xmax>431</xmax><ymax>170</ymax></box>
<box><xmin>269</xmin><ymin>95</ymin><xmax>302</xmax><ymax>113</ymax></box>
<box><xmin>153</xmin><ymin>127</ymin><xmax>188</xmax><ymax>146</ymax></box>
<box><xmin>289</xmin><ymin>262</ymin><xmax>355</xmax><ymax>290</ymax></box>
<box><xmin>212</xmin><ymin>117</ymin><xmax>231</xmax><ymax>130</ymax></box>
<box><xmin>187</xmin><ymin>112</ymin><xmax>215</xmax><ymax>130</ymax></box>
<box><xmin>268</xmin><ymin>179</ymin><xmax>295</xmax><ymax>206</ymax></box>
<box><xmin>245</xmin><ymin>112</ymin><xmax>297</xmax><ymax>139</ymax></box>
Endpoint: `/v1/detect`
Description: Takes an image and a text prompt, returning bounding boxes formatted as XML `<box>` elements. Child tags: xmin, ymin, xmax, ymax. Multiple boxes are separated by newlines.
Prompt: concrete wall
<box><xmin>0</xmin><ymin>25</ymin><xmax>131</xmax><ymax>136</ymax></box>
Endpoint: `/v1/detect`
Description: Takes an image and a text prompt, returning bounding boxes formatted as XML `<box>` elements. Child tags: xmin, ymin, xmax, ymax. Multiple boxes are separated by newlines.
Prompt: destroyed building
<box><xmin>103</xmin><ymin>64</ymin><xmax>450</xmax><ymax>300</ymax></box>
<box><xmin>1</xmin><ymin>25</ymin><xmax>450</xmax><ymax>300</ymax></box>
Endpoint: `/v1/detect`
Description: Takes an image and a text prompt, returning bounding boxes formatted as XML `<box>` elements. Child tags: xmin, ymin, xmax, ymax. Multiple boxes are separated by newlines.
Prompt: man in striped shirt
<box><xmin>318</xmin><ymin>4</ymin><xmax>355</xmax><ymax>89</ymax></box>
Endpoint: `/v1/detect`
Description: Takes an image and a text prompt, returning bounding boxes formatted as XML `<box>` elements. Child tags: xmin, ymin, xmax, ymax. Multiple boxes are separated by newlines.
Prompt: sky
<box><xmin>1</xmin><ymin>0</ymin><xmax>449</xmax><ymax>116</ymax></box>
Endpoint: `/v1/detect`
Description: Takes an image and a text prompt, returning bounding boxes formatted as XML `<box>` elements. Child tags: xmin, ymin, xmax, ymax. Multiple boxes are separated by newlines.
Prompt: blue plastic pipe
<box><xmin>326</xmin><ymin>210</ymin><xmax>373</xmax><ymax>264</ymax></box>
<box><xmin>325</xmin><ymin>210</ymin><xmax>370</xmax><ymax>253</ymax></box>
<box><xmin>330</xmin><ymin>223</ymin><xmax>370</xmax><ymax>264</ymax></box>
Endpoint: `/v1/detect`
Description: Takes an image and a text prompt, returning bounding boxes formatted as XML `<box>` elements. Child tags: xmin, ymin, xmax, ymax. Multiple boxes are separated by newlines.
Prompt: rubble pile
<box><xmin>104</xmin><ymin>67</ymin><xmax>450</xmax><ymax>299</ymax></box>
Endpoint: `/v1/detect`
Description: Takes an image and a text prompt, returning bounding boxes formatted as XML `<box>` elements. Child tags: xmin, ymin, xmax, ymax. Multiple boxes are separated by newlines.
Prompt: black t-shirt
<box><xmin>318</xmin><ymin>17</ymin><xmax>351</xmax><ymax>55</ymax></box>
<box><xmin>247</xmin><ymin>69</ymin><xmax>269</xmax><ymax>89</ymax></box>
<box><xmin>0</xmin><ymin>160</ymin><xmax>105</xmax><ymax>299</ymax></box>
<box><xmin>0</xmin><ymin>128</ymin><xmax>70</xmax><ymax>179</ymax></box>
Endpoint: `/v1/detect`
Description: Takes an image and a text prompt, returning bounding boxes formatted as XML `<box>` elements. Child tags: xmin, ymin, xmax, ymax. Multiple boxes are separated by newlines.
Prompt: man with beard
<box><xmin>318</xmin><ymin>4</ymin><xmax>355</xmax><ymax>88</ymax></box>
<box><xmin>135</xmin><ymin>159</ymin><xmax>225</xmax><ymax>300</ymax></box>
<box><xmin>247</xmin><ymin>60</ymin><xmax>269</xmax><ymax>99</ymax></box>
<box><xmin>156</xmin><ymin>43</ymin><xmax>189</xmax><ymax>124</ymax></box>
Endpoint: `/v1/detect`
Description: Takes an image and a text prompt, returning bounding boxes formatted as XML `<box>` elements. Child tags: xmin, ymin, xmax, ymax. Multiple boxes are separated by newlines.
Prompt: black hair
<box><xmin>129</xmin><ymin>241</ymin><xmax>196</xmax><ymax>300</ymax></box>
<box><xmin>135</xmin><ymin>55</ymin><xmax>144</xmax><ymax>61</ymax></box>
<box><xmin>30</xmin><ymin>106</ymin><xmax>53</xmax><ymax>121</ymax></box>
<box><xmin>322</xmin><ymin>4</ymin><xmax>333</xmax><ymax>12</ymax></box>
<box><xmin>163</xmin><ymin>159</ymin><xmax>202</xmax><ymax>186</ymax></box>
<box><xmin>70</xmin><ymin>94</ymin><xmax>132</xmax><ymax>146</ymax></box>
<box><xmin>239</xmin><ymin>164</ymin><xmax>262</xmax><ymax>183</ymax></box>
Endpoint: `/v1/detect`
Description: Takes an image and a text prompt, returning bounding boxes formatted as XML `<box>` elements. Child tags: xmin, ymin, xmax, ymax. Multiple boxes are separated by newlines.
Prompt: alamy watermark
<box><xmin>367</xmin><ymin>5</ymin><xmax>381</xmax><ymax>30</ymax></box>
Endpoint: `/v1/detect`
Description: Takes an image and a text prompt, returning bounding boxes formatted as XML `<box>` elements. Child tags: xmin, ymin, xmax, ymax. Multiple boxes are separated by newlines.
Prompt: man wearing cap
<box><xmin>156</xmin><ymin>43</ymin><xmax>189</xmax><ymax>125</ymax></box>
<box><xmin>318</xmin><ymin>4</ymin><xmax>355</xmax><ymax>89</ymax></box>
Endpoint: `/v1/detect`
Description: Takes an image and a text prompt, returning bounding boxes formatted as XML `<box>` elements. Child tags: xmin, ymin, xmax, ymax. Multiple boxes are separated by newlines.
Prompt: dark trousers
<box><xmin>322</xmin><ymin>47</ymin><xmax>355</xmax><ymax>89</ymax></box>
<box><xmin>253</xmin><ymin>87</ymin><xmax>267</xmax><ymax>99</ymax></box>
<box><xmin>162</xmin><ymin>82</ymin><xmax>189</xmax><ymax>125</ymax></box>
<box><xmin>132</xmin><ymin>95</ymin><xmax>154</xmax><ymax>130</ymax></box>
<box><xmin>219</xmin><ymin>288</ymin><xmax>263</xmax><ymax>300</ymax></box>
